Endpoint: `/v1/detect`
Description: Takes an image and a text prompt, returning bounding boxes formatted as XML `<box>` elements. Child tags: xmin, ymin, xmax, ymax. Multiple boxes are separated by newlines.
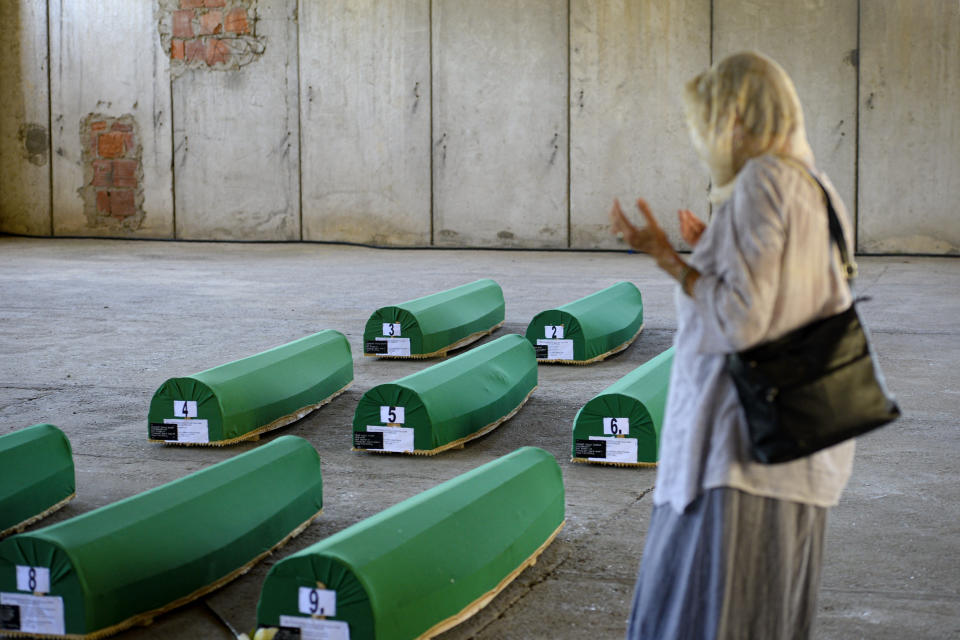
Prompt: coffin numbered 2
<box><xmin>526</xmin><ymin>282</ymin><xmax>644</xmax><ymax>364</ymax></box>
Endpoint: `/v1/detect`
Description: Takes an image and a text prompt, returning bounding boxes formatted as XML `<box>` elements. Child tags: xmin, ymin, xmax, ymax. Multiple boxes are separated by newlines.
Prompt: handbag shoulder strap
<box><xmin>806</xmin><ymin>171</ymin><xmax>857</xmax><ymax>281</ymax></box>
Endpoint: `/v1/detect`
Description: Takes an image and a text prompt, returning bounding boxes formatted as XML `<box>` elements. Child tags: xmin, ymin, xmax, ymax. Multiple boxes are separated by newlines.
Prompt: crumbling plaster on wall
<box><xmin>77</xmin><ymin>113</ymin><xmax>146</xmax><ymax>231</ymax></box>
<box><xmin>157</xmin><ymin>0</ymin><xmax>265</xmax><ymax>76</ymax></box>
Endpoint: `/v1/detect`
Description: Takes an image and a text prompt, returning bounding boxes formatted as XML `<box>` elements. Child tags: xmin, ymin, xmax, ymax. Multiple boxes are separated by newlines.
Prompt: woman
<box><xmin>610</xmin><ymin>52</ymin><xmax>856</xmax><ymax>639</ymax></box>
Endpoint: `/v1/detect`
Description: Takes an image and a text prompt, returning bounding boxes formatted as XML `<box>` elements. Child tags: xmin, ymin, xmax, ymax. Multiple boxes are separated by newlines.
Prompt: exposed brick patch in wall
<box><xmin>158</xmin><ymin>0</ymin><xmax>265</xmax><ymax>75</ymax></box>
<box><xmin>78</xmin><ymin>114</ymin><xmax>145</xmax><ymax>231</ymax></box>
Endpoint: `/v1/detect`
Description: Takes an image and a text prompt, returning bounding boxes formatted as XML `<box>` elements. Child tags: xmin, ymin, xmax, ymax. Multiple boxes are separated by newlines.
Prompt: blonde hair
<box><xmin>683</xmin><ymin>51</ymin><xmax>814</xmax><ymax>202</ymax></box>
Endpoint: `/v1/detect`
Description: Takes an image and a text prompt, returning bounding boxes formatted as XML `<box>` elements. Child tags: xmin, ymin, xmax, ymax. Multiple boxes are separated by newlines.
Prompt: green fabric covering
<box><xmin>525</xmin><ymin>281</ymin><xmax>644</xmax><ymax>362</ymax></box>
<box><xmin>0</xmin><ymin>424</ymin><xmax>74</xmax><ymax>537</ymax></box>
<box><xmin>571</xmin><ymin>347</ymin><xmax>674</xmax><ymax>464</ymax></box>
<box><xmin>0</xmin><ymin>436</ymin><xmax>323</xmax><ymax>637</ymax></box>
<box><xmin>256</xmin><ymin>446</ymin><xmax>564</xmax><ymax>640</ymax></box>
<box><xmin>148</xmin><ymin>330</ymin><xmax>353</xmax><ymax>444</ymax></box>
<box><xmin>363</xmin><ymin>279</ymin><xmax>505</xmax><ymax>356</ymax></box>
<box><xmin>353</xmin><ymin>334</ymin><xmax>537</xmax><ymax>454</ymax></box>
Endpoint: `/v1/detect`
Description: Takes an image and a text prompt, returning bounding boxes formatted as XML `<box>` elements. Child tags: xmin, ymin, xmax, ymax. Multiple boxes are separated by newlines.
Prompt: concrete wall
<box><xmin>570</xmin><ymin>0</ymin><xmax>711</xmax><ymax>250</ymax></box>
<box><xmin>713</xmin><ymin>0</ymin><xmax>859</xmax><ymax>231</ymax></box>
<box><xmin>858</xmin><ymin>1</ymin><xmax>960</xmax><ymax>253</ymax></box>
<box><xmin>300</xmin><ymin>0</ymin><xmax>431</xmax><ymax>245</ymax></box>
<box><xmin>433</xmin><ymin>0</ymin><xmax>568</xmax><ymax>248</ymax></box>
<box><xmin>0</xmin><ymin>0</ymin><xmax>50</xmax><ymax>236</ymax></box>
<box><xmin>1</xmin><ymin>0</ymin><xmax>958</xmax><ymax>254</ymax></box>
<box><xmin>49</xmin><ymin>0</ymin><xmax>173</xmax><ymax>238</ymax></box>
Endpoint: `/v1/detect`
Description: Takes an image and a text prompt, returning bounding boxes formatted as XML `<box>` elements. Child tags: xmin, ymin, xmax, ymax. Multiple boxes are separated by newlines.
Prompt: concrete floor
<box><xmin>0</xmin><ymin>237</ymin><xmax>957</xmax><ymax>640</ymax></box>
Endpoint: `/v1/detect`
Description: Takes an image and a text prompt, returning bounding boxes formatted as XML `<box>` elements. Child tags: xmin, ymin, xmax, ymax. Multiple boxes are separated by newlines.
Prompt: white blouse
<box><xmin>653</xmin><ymin>154</ymin><xmax>856</xmax><ymax>513</ymax></box>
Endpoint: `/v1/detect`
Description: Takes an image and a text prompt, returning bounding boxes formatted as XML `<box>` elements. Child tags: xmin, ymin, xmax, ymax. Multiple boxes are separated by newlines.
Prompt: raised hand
<box><xmin>609</xmin><ymin>197</ymin><xmax>699</xmax><ymax>294</ymax></box>
<box><xmin>677</xmin><ymin>209</ymin><xmax>706</xmax><ymax>246</ymax></box>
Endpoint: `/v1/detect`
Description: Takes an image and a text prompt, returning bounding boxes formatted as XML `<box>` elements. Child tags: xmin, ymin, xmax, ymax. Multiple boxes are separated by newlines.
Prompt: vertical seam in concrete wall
<box><xmin>565</xmin><ymin>0</ymin><xmax>571</xmax><ymax>248</ymax></box>
<box><xmin>429</xmin><ymin>0</ymin><xmax>435</xmax><ymax>246</ymax></box>
<box><xmin>169</xmin><ymin>64</ymin><xmax>177</xmax><ymax>238</ymax></box>
<box><xmin>46</xmin><ymin>0</ymin><xmax>54</xmax><ymax>236</ymax></box>
<box><xmin>296</xmin><ymin>0</ymin><xmax>303</xmax><ymax>240</ymax></box>
<box><xmin>853</xmin><ymin>0</ymin><xmax>861</xmax><ymax>251</ymax></box>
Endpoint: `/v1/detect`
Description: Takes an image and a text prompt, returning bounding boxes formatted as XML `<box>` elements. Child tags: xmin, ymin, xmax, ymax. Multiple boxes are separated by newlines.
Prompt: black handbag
<box><xmin>726</xmin><ymin>173</ymin><xmax>900</xmax><ymax>464</ymax></box>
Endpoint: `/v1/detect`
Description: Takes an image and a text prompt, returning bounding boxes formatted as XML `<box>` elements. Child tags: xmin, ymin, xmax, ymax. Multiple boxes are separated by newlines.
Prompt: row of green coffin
<box><xmin>146</xmin><ymin>280</ymin><xmax>645</xmax><ymax>447</ymax></box>
<box><xmin>1</xmin><ymin>338</ymin><xmax>668</xmax><ymax>544</ymax></box>
<box><xmin>362</xmin><ymin>279</ymin><xmax>645</xmax><ymax>363</ymax></box>
<box><xmin>145</xmin><ymin>329</ymin><xmax>673</xmax><ymax>463</ymax></box>
<box><xmin>0</xmin><ymin>441</ymin><xmax>563</xmax><ymax>640</ymax></box>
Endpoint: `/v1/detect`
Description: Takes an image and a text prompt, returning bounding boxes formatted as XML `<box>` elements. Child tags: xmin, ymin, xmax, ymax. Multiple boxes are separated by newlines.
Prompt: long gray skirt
<box><xmin>626</xmin><ymin>487</ymin><xmax>826</xmax><ymax>640</ymax></box>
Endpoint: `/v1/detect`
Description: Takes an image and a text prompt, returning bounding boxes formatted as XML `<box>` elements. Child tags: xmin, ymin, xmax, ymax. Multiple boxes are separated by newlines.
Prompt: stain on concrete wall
<box><xmin>0</xmin><ymin>0</ymin><xmax>51</xmax><ymax>236</ymax></box>
<box><xmin>18</xmin><ymin>123</ymin><xmax>48</xmax><ymax>166</ymax></box>
<box><xmin>78</xmin><ymin>114</ymin><xmax>145</xmax><ymax>231</ymax></box>
<box><xmin>158</xmin><ymin>0</ymin><xmax>265</xmax><ymax>75</ymax></box>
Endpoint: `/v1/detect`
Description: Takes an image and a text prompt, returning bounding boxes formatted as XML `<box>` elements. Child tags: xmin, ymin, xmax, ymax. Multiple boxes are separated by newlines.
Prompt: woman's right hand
<box><xmin>677</xmin><ymin>209</ymin><xmax>706</xmax><ymax>246</ymax></box>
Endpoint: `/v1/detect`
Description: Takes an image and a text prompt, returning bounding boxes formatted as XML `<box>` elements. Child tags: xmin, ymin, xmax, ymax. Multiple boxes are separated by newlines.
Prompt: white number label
<box><xmin>298</xmin><ymin>587</ymin><xmax>337</xmax><ymax>616</ymax></box>
<box><xmin>16</xmin><ymin>566</ymin><xmax>50</xmax><ymax>594</ymax></box>
<box><xmin>603</xmin><ymin>417</ymin><xmax>630</xmax><ymax>436</ymax></box>
<box><xmin>173</xmin><ymin>400</ymin><xmax>197</xmax><ymax>418</ymax></box>
<box><xmin>379</xmin><ymin>406</ymin><xmax>405</xmax><ymax>424</ymax></box>
<box><xmin>382</xmin><ymin>323</ymin><xmax>402</xmax><ymax>337</ymax></box>
<box><xmin>544</xmin><ymin>325</ymin><xmax>564</xmax><ymax>339</ymax></box>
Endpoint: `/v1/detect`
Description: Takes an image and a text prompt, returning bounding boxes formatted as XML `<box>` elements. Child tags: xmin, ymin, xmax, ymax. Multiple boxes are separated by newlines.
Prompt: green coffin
<box><xmin>571</xmin><ymin>347</ymin><xmax>674</xmax><ymax>466</ymax></box>
<box><xmin>0</xmin><ymin>424</ymin><xmax>75</xmax><ymax>539</ymax></box>
<box><xmin>362</xmin><ymin>279</ymin><xmax>505</xmax><ymax>358</ymax></box>
<box><xmin>0</xmin><ymin>435</ymin><xmax>323</xmax><ymax>639</ymax></box>
<box><xmin>148</xmin><ymin>330</ymin><xmax>353</xmax><ymax>446</ymax></box>
<box><xmin>255</xmin><ymin>446</ymin><xmax>565</xmax><ymax>640</ymax></box>
<box><xmin>353</xmin><ymin>334</ymin><xmax>537</xmax><ymax>455</ymax></box>
<box><xmin>525</xmin><ymin>281</ymin><xmax>644</xmax><ymax>364</ymax></box>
